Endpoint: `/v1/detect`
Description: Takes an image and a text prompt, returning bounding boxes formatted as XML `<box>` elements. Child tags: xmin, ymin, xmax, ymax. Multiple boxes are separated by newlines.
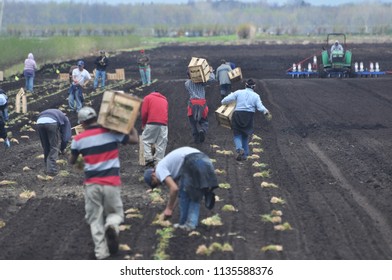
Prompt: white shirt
<box><xmin>72</xmin><ymin>68</ymin><xmax>91</xmax><ymax>86</ymax></box>
<box><xmin>331</xmin><ymin>44</ymin><xmax>344</xmax><ymax>53</ymax></box>
<box><xmin>155</xmin><ymin>147</ymin><xmax>200</xmax><ymax>183</ymax></box>
<box><xmin>0</xmin><ymin>93</ymin><xmax>7</xmax><ymax>106</ymax></box>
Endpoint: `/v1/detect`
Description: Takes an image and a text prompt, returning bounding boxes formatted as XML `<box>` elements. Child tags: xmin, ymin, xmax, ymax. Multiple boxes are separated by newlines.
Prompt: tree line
<box><xmin>1</xmin><ymin>0</ymin><xmax>392</xmax><ymax>37</ymax></box>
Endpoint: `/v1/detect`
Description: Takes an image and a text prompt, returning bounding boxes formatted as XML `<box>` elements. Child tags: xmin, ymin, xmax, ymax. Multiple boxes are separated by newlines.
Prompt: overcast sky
<box><xmin>18</xmin><ymin>0</ymin><xmax>392</xmax><ymax>6</ymax></box>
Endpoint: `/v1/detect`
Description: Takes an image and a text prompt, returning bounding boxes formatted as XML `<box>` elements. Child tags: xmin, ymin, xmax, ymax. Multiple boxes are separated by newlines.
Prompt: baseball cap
<box><xmin>77</xmin><ymin>60</ymin><xmax>85</xmax><ymax>66</ymax></box>
<box><xmin>78</xmin><ymin>106</ymin><xmax>97</xmax><ymax>123</ymax></box>
<box><xmin>143</xmin><ymin>168</ymin><xmax>155</xmax><ymax>188</ymax></box>
<box><xmin>140</xmin><ymin>49</ymin><xmax>145</xmax><ymax>53</ymax></box>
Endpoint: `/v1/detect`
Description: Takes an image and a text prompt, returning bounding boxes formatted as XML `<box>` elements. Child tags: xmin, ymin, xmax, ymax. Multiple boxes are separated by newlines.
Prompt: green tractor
<box><xmin>319</xmin><ymin>33</ymin><xmax>353</xmax><ymax>78</ymax></box>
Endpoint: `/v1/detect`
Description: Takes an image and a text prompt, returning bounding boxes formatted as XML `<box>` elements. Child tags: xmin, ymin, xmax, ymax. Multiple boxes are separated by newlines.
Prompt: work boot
<box><xmin>105</xmin><ymin>226</ymin><xmax>119</xmax><ymax>255</ymax></box>
<box><xmin>199</xmin><ymin>130</ymin><xmax>205</xmax><ymax>143</ymax></box>
<box><xmin>4</xmin><ymin>138</ymin><xmax>10</xmax><ymax>149</ymax></box>
<box><xmin>236</xmin><ymin>149</ymin><xmax>244</xmax><ymax>161</ymax></box>
<box><xmin>173</xmin><ymin>223</ymin><xmax>194</xmax><ymax>231</ymax></box>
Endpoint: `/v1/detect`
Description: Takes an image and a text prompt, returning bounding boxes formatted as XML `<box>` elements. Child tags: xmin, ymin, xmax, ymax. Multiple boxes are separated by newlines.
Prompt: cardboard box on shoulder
<box><xmin>97</xmin><ymin>91</ymin><xmax>142</xmax><ymax>134</ymax></box>
<box><xmin>188</xmin><ymin>57</ymin><xmax>210</xmax><ymax>83</ymax></box>
<box><xmin>215</xmin><ymin>102</ymin><xmax>236</xmax><ymax>129</ymax></box>
<box><xmin>228</xmin><ymin>67</ymin><xmax>242</xmax><ymax>82</ymax></box>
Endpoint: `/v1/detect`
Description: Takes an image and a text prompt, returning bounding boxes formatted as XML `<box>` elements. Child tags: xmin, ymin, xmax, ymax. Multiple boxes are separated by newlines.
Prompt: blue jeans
<box><xmin>139</xmin><ymin>66</ymin><xmax>151</xmax><ymax>85</ymax></box>
<box><xmin>0</xmin><ymin>116</ymin><xmax>6</xmax><ymax>139</ymax></box>
<box><xmin>25</xmin><ymin>76</ymin><xmax>34</xmax><ymax>92</ymax></box>
<box><xmin>1</xmin><ymin>108</ymin><xmax>8</xmax><ymax>121</ymax></box>
<box><xmin>68</xmin><ymin>85</ymin><xmax>83</xmax><ymax>112</ymax></box>
<box><xmin>234</xmin><ymin>133</ymin><xmax>250</xmax><ymax>157</ymax></box>
<box><xmin>94</xmin><ymin>70</ymin><xmax>106</xmax><ymax>89</ymax></box>
<box><xmin>179</xmin><ymin>186</ymin><xmax>200</xmax><ymax>229</ymax></box>
<box><xmin>220</xmin><ymin>83</ymin><xmax>231</xmax><ymax>99</ymax></box>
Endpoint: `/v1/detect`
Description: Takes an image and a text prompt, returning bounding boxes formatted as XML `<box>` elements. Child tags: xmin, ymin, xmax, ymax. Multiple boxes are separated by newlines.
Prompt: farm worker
<box><xmin>141</xmin><ymin>91</ymin><xmax>168</xmax><ymax>168</ymax></box>
<box><xmin>68</xmin><ymin>64</ymin><xmax>78</xmax><ymax>84</ymax></box>
<box><xmin>0</xmin><ymin>89</ymin><xmax>10</xmax><ymax>149</ymax></box>
<box><xmin>137</xmin><ymin>49</ymin><xmax>151</xmax><ymax>86</ymax></box>
<box><xmin>143</xmin><ymin>146</ymin><xmax>218</xmax><ymax>231</ymax></box>
<box><xmin>68</xmin><ymin>60</ymin><xmax>91</xmax><ymax>113</ymax></box>
<box><xmin>23</xmin><ymin>53</ymin><xmax>37</xmax><ymax>93</ymax></box>
<box><xmin>216</xmin><ymin>59</ymin><xmax>232</xmax><ymax>100</ymax></box>
<box><xmin>0</xmin><ymin>89</ymin><xmax>9</xmax><ymax>123</ymax></box>
<box><xmin>330</xmin><ymin>40</ymin><xmax>344</xmax><ymax>61</ymax></box>
<box><xmin>93</xmin><ymin>50</ymin><xmax>109</xmax><ymax>91</ymax></box>
<box><xmin>36</xmin><ymin>109</ymin><xmax>72</xmax><ymax>175</ymax></box>
<box><xmin>331</xmin><ymin>40</ymin><xmax>344</xmax><ymax>53</ymax></box>
<box><xmin>227</xmin><ymin>61</ymin><xmax>236</xmax><ymax>70</ymax></box>
<box><xmin>69</xmin><ymin>106</ymin><xmax>139</xmax><ymax>260</ymax></box>
<box><xmin>221</xmin><ymin>79</ymin><xmax>270</xmax><ymax>161</ymax></box>
<box><xmin>185</xmin><ymin>67</ymin><xmax>215</xmax><ymax>144</ymax></box>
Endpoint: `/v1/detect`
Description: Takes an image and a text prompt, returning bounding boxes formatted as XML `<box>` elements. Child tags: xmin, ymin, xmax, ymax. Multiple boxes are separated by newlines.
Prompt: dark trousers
<box><xmin>37</xmin><ymin>123</ymin><xmax>60</xmax><ymax>174</ymax></box>
<box><xmin>188</xmin><ymin>116</ymin><xmax>208</xmax><ymax>143</ymax></box>
<box><xmin>220</xmin><ymin>83</ymin><xmax>231</xmax><ymax>100</ymax></box>
<box><xmin>0</xmin><ymin>117</ymin><xmax>6</xmax><ymax>139</ymax></box>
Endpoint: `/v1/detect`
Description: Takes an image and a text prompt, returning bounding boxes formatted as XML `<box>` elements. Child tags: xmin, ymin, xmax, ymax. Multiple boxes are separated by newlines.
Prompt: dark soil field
<box><xmin>1</xmin><ymin>42</ymin><xmax>392</xmax><ymax>261</ymax></box>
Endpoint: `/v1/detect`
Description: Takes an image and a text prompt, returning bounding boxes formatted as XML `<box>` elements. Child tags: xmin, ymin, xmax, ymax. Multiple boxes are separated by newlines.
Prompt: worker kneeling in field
<box><xmin>144</xmin><ymin>146</ymin><xmax>218</xmax><ymax>231</ymax></box>
<box><xmin>221</xmin><ymin>79</ymin><xmax>271</xmax><ymax>161</ymax></box>
<box><xmin>69</xmin><ymin>106</ymin><xmax>139</xmax><ymax>260</ymax></box>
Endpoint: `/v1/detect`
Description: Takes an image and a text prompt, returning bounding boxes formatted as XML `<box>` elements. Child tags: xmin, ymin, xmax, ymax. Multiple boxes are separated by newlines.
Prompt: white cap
<box><xmin>78</xmin><ymin>106</ymin><xmax>97</xmax><ymax>122</ymax></box>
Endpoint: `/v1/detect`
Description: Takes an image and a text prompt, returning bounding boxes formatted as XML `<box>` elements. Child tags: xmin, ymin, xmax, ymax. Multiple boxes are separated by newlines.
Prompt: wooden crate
<box><xmin>97</xmin><ymin>91</ymin><xmax>142</xmax><ymax>134</ymax></box>
<box><xmin>139</xmin><ymin>135</ymin><xmax>145</xmax><ymax>166</ymax></box>
<box><xmin>115</xmin><ymin>69</ymin><xmax>125</xmax><ymax>80</ymax></box>
<box><xmin>188</xmin><ymin>57</ymin><xmax>210</xmax><ymax>83</ymax></box>
<box><xmin>107</xmin><ymin>68</ymin><xmax>125</xmax><ymax>80</ymax></box>
<box><xmin>59</xmin><ymin>73</ymin><xmax>69</xmax><ymax>81</ymax></box>
<box><xmin>228</xmin><ymin>67</ymin><xmax>242</xmax><ymax>82</ymax></box>
<box><xmin>15</xmin><ymin>88</ymin><xmax>27</xmax><ymax>114</ymax></box>
<box><xmin>215</xmin><ymin>102</ymin><xmax>236</xmax><ymax>129</ymax></box>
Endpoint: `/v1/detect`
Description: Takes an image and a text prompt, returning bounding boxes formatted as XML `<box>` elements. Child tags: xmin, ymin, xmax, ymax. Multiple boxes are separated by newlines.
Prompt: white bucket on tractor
<box><xmin>360</xmin><ymin>62</ymin><xmax>364</xmax><ymax>72</ymax></box>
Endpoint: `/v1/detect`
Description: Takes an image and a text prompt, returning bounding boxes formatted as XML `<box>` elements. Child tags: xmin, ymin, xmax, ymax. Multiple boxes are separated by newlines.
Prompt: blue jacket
<box><xmin>38</xmin><ymin>109</ymin><xmax>72</xmax><ymax>150</ymax></box>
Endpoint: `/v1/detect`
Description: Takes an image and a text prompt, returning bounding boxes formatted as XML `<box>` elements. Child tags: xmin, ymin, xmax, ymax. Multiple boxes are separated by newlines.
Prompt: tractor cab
<box><xmin>319</xmin><ymin>33</ymin><xmax>352</xmax><ymax>77</ymax></box>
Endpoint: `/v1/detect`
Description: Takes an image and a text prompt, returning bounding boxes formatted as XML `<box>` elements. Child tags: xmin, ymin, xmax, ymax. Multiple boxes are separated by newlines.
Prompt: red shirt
<box><xmin>141</xmin><ymin>92</ymin><xmax>168</xmax><ymax>128</ymax></box>
<box><xmin>71</xmin><ymin>126</ymin><xmax>127</xmax><ymax>186</ymax></box>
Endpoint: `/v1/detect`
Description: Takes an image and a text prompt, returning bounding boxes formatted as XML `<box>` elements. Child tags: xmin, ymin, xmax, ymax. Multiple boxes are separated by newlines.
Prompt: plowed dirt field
<box><xmin>1</xmin><ymin>43</ymin><xmax>392</xmax><ymax>260</ymax></box>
